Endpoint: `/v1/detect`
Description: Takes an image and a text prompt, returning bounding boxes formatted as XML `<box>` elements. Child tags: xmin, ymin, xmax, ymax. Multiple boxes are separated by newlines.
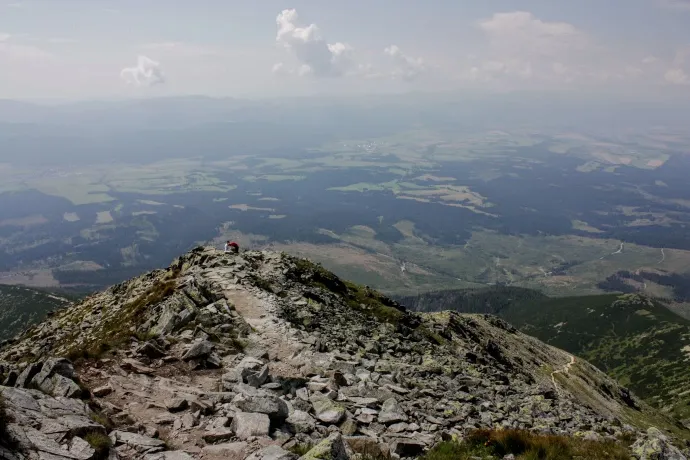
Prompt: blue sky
<box><xmin>1</xmin><ymin>0</ymin><xmax>690</xmax><ymax>100</ymax></box>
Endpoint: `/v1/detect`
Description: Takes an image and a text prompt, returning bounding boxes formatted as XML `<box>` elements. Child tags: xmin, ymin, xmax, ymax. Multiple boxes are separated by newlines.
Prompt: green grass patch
<box><xmin>64</xmin><ymin>270</ymin><xmax>179</xmax><ymax>361</ymax></box>
<box><xmin>287</xmin><ymin>443</ymin><xmax>313</xmax><ymax>456</ymax></box>
<box><xmin>421</xmin><ymin>429</ymin><xmax>631</xmax><ymax>460</ymax></box>
<box><xmin>83</xmin><ymin>432</ymin><xmax>112</xmax><ymax>459</ymax></box>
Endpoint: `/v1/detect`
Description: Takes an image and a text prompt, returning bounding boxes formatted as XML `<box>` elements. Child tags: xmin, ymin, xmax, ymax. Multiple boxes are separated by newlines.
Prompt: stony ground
<box><xmin>0</xmin><ymin>247</ymin><xmax>688</xmax><ymax>459</ymax></box>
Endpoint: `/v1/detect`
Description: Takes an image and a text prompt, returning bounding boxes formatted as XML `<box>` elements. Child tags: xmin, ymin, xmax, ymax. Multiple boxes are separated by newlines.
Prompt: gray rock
<box><xmin>37</xmin><ymin>374</ymin><xmax>82</xmax><ymax>398</ymax></box>
<box><xmin>245</xmin><ymin>364</ymin><xmax>270</xmax><ymax>388</ymax></box>
<box><xmin>182</xmin><ymin>340</ymin><xmax>214</xmax><ymax>360</ymax></box>
<box><xmin>202</xmin><ymin>429</ymin><xmax>235</xmax><ymax>443</ymax></box>
<box><xmin>137</xmin><ymin>341</ymin><xmax>166</xmax><ymax>359</ymax></box>
<box><xmin>300</xmin><ymin>432</ymin><xmax>348</xmax><ymax>460</ymax></box>
<box><xmin>15</xmin><ymin>362</ymin><xmax>43</xmax><ymax>388</ymax></box>
<box><xmin>311</xmin><ymin>397</ymin><xmax>345</xmax><ymax>424</ymax></box>
<box><xmin>206</xmin><ymin>352</ymin><xmax>223</xmax><ymax>368</ymax></box>
<box><xmin>378</xmin><ymin>398</ymin><xmax>407</xmax><ymax>424</ymax></box>
<box><xmin>230</xmin><ymin>412</ymin><xmax>271</xmax><ymax>440</ymax></box>
<box><xmin>165</xmin><ymin>397</ymin><xmax>188</xmax><ymax>412</ymax></box>
<box><xmin>390</xmin><ymin>439</ymin><xmax>425</xmax><ymax>457</ymax></box>
<box><xmin>285</xmin><ymin>410</ymin><xmax>316</xmax><ymax>434</ymax></box>
<box><xmin>631</xmin><ymin>427</ymin><xmax>688</xmax><ymax>460</ymax></box>
<box><xmin>68</xmin><ymin>436</ymin><xmax>96</xmax><ymax>459</ymax></box>
<box><xmin>111</xmin><ymin>430</ymin><xmax>166</xmax><ymax>453</ymax></box>
<box><xmin>92</xmin><ymin>385</ymin><xmax>113</xmax><ymax>397</ymax></box>
<box><xmin>201</xmin><ymin>442</ymin><xmax>248</xmax><ymax>459</ymax></box>
<box><xmin>246</xmin><ymin>445</ymin><xmax>297</xmax><ymax>460</ymax></box>
<box><xmin>343</xmin><ymin>436</ymin><xmax>389</xmax><ymax>458</ymax></box>
<box><xmin>120</xmin><ymin>358</ymin><xmax>154</xmax><ymax>375</ymax></box>
<box><xmin>25</xmin><ymin>358</ymin><xmax>81</xmax><ymax>398</ymax></box>
<box><xmin>234</xmin><ymin>393</ymin><xmax>289</xmax><ymax>421</ymax></box>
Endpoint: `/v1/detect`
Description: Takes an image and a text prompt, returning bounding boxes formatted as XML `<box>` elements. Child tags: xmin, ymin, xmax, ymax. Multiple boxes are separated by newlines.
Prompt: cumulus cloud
<box><xmin>120</xmin><ymin>55</ymin><xmax>165</xmax><ymax>86</ymax></box>
<box><xmin>384</xmin><ymin>45</ymin><xmax>425</xmax><ymax>80</ymax></box>
<box><xmin>275</xmin><ymin>9</ymin><xmax>357</xmax><ymax>77</ymax></box>
<box><xmin>664</xmin><ymin>47</ymin><xmax>690</xmax><ymax>84</ymax></box>
<box><xmin>471</xmin><ymin>11</ymin><xmax>610</xmax><ymax>85</ymax></box>
<box><xmin>665</xmin><ymin>68</ymin><xmax>689</xmax><ymax>84</ymax></box>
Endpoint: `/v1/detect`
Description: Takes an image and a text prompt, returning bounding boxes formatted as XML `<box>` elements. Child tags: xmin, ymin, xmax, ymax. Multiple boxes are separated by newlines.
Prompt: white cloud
<box><xmin>665</xmin><ymin>68</ymin><xmax>689</xmax><ymax>84</ymax></box>
<box><xmin>384</xmin><ymin>45</ymin><xmax>425</xmax><ymax>80</ymax></box>
<box><xmin>275</xmin><ymin>9</ymin><xmax>357</xmax><ymax>77</ymax></box>
<box><xmin>271</xmin><ymin>62</ymin><xmax>286</xmax><ymax>74</ymax></box>
<box><xmin>664</xmin><ymin>47</ymin><xmax>690</xmax><ymax>84</ymax></box>
<box><xmin>120</xmin><ymin>55</ymin><xmax>165</xmax><ymax>86</ymax></box>
<box><xmin>471</xmin><ymin>11</ymin><xmax>614</xmax><ymax>86</ymax></box>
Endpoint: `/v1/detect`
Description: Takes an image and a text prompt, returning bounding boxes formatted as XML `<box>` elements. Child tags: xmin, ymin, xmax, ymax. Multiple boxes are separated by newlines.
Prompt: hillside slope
<box><xmin>400</xmin><ymin>288</ymin><xmax>690</xmax><ymax>421</ymax></box>
<box><xmin>0</xmin><ymin>284</ymin><xmax>73</xmax><ymax>342</ymax></box>
<box><xmin>0</xmin><ymin>247</ymin><xmax>688</xmax><ymax>459</ymax></box>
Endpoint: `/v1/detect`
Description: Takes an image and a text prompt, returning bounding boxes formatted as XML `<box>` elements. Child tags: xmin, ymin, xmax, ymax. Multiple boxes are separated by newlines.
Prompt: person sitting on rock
<box><xmin>224</xmin><ymin>241</ymin><xmax>239</xmax><ymax>254</ymax></box>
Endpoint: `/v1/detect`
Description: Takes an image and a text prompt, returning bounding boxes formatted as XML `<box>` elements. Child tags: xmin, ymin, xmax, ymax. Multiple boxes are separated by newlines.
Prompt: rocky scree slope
<box><xmin>0</xmin><ymin>247</ymin><xmax>688</xmax><ymax>460</ymax></box>
<box><xmin>399</xmin><ymin>287</ymin><xmax>690</xmax><ymax>421</ymax></box>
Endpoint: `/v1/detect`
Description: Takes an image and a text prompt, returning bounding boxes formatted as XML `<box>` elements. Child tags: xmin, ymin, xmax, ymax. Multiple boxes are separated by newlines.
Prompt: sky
<box><xmin>1</xmin><ymin>0</ymin><xmax>690</xmax><ymax>101</ymax></box>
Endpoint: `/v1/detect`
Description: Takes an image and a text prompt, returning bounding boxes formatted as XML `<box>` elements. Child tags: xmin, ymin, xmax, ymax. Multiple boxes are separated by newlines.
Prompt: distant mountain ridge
<box><xmin>0</xmin><ymin>284</ymin><xmax>74</xmax><ymax>342</ymax></box>
<box><xmin>398</xmin><ymin>287</ymin><xmax>690</xmax><ymax>421</ymax></box>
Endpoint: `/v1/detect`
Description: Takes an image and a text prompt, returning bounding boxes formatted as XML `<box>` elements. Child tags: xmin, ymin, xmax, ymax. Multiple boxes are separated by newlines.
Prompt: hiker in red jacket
<box><xmin>224</xmin><ymin>241</ymin><xmax>239</xmax><ymax>254</ymax></box>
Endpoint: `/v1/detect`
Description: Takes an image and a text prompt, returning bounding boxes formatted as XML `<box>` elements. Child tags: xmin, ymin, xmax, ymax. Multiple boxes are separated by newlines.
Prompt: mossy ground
<box><xmin>421</xmin><ymin>429</ymin><xmax>632</xmax><ymax>460</ymax></box>
<box><xmin>83</xmin><ymin>432</ymin><xmax>112</xmax><ymax>460</ymax></box>
<box><xmin>64</xmin><ymin>271</ymin><xmax>178</xmax><ymax>361</ymax></box>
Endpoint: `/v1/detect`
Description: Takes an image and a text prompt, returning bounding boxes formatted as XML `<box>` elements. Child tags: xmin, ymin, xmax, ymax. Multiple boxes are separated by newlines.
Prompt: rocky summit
<box><xmin>0</xmin><ymin>247</ymin><xmax>688</xmax><ymax>460</ymax></box>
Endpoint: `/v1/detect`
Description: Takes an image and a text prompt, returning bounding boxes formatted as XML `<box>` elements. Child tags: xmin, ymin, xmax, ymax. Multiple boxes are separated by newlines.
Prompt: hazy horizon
<box><xmin>2</xmin><ymin>0</ymin><xmax>690</xmax><ymax>101</ymax></box>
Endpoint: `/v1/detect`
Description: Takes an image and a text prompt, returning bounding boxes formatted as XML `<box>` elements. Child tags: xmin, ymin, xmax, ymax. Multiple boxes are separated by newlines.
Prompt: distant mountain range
<box><xmin>0</xmin><ymin>285</ymin><xmax>74</xmax><ymax>342</ymax></box>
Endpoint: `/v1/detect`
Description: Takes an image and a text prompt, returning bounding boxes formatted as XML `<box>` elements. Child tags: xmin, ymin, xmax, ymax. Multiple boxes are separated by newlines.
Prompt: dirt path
<box><xmin>224</xmin><ymin>287</ymin><xmax>307</xmax><ymax>376</ymax></box>
<box><xmin>551</xmin><ymin>354</ymin><xmax>576</xmax><ymax>394</ymax></box>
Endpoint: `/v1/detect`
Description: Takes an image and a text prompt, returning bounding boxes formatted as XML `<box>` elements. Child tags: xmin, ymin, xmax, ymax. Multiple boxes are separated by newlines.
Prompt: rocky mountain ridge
<box><xmin>0</xmin><ymin>247</ymin><xmax>688</xmax><ymax>459</ymax></box>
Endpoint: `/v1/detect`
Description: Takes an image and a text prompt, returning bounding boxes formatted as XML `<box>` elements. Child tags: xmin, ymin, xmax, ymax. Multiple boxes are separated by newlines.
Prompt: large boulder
<box><xmin>0</xmin><ymin>387</ymin><xmax>106</xmax><ymax>459</ymax></box>
<box><xmin>234</xmin><ymin>393</ymin><xmax>289</xmax><ymax>422</ymax></box>
<box><xmin>201</xmin><ymin>442</ymin><xmax>249</xmax><ymax>460</ymax></box>
<box><xmin>300</xmin><ymin>432</ymin><xmax>349</xmax><ymax>460</ymax></box>
<box><xmin>182</xmin><ymin>340</ymin><xmax>214</xmax><ymax>361</ymax></box>
<box><xmin>631</xmin><ymin>427</ymin><xmax>688</xmax><ymax>460</ymax></box>
<box><xmin>110</xmin><ymin>430</ymin><xmax>166</xmax><ymax>454</ymax></box>
<box><xmin>26</xmin><ymin>358</ymin><xmax>82</xmax><ymax>398</ymax></box>
<box><xmin>377</xmin><ymin>398</ymin><xmax>407</xmax><ymax>424</ymax></box>
<box><xmin>311</xmin><ymin>397</ymin><xmax>345</xmax><ymax>424</ymax></box>
<box><xmin>285</xmin><ymin>410</ymin><xmax>316</xmax><ymax>434</ymax></box>
<box><xmin>230</xmin><ymin>412</ymin><xmax>271</xmax><ymax>440</ymax></box>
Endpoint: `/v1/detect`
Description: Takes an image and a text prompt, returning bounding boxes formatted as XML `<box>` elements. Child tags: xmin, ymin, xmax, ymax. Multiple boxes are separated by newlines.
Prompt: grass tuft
<box><xmin>83</xmin><ymin>432</ymin><xmax>112</xmax><ymax>460</ymax></box>
<box><xmin>63</xmin><ymin>274</ymin><xmax>178</xmax><ymax>361</ymax></box>
<box><xmin>421</xmin><ymin>429</ymin><xmax>632</xmax><ymax>460</ymax></box>
<box><xmin>287</xmin><ymin>443</ymin><xmax>313</xmax><ymax>456</ymax></box>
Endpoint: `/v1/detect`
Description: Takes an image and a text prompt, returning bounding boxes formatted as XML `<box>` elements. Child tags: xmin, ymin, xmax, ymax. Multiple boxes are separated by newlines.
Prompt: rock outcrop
<box><xmin>0</xmin><ymin>247</ymin><xmax>688</xmax><ymax>459</ymax></box>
